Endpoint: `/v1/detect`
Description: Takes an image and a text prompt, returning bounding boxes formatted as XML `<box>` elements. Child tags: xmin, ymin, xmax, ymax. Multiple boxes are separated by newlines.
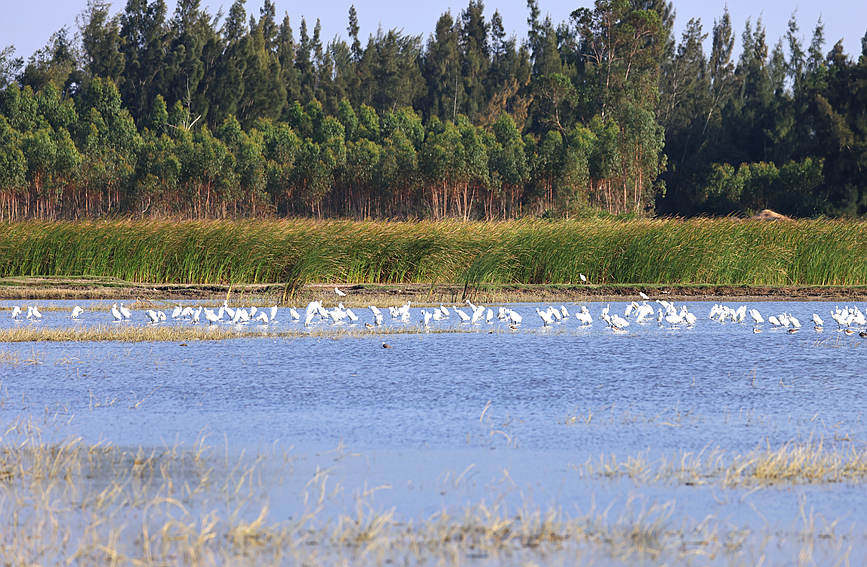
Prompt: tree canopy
<box><xmin>0</xmin><ymin>0</ymin><xmax>865</xmax><ymax>220</ymax></box>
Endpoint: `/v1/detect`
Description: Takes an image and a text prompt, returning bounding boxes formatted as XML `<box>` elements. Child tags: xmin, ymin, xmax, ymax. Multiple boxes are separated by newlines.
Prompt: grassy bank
<box><xmin>1</xmin><ymin>218</ymin><xmax>865</xmax><ymax>288</ymax></box>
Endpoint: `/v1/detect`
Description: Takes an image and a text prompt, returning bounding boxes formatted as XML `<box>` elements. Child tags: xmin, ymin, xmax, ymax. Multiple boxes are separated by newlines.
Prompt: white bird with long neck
<box><xmin>749</xmin><ymin>308</ymin><xmax>764</xmax><ymax>325</ymax></box>
<box><xmin>11</xmin><ymin>305</ymin><xmax>22</xmax><ymax>319</ymax></box>
<box><xmin>454</xmin><ymin>307</ymin><xmax>471</xmax><ymax>322</ymax></box>
<box><xmin>334</xmin><ymin>287</ymin><xmax>347</xmax><ymax>297</ymax></box>
<box><xmin>119</xmin><ymin>302</ymin><xmax>132</xmax><ymax>319</ymax></box>
<box><xmin>71</xmin><ymin>305</ymin><xmax>84</xmax><ymax>319</ymax></box>
<box><xmin>203</xmin><ymin>308</ymin><xmax>220</xmax><ymax>325</ymax></box>
<box><xmin>536</xmin><ymin>307</ymin><xmax>554</xmax><ymax>326</ymax></box>
<box><xmin>146</xmin><ymin>309</ymin><xmax>160</xmax><ymax>323</ymax></box>
<box><xmin>111</xmin><ymin>303</ymin><xmax>123</xmax><ymax>321</ymax></box>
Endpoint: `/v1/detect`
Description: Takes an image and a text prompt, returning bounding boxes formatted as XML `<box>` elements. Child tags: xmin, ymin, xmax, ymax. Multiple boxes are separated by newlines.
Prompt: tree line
<box><xmin>0</xmin><ymin>0</ymin><xmax>864</xmax><ymax>220</ymax></box>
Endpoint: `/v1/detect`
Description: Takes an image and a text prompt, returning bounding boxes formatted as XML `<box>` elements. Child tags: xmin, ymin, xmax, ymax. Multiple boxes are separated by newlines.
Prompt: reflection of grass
<box><xmin>579</xmin><ymin>441</ymin><xmax>867</xmax><ymax>487</ymax></box>
<box><xmin>0</xmin><ymin>421</ymin><xmax>858</xmax><ymax>565</ymax></box>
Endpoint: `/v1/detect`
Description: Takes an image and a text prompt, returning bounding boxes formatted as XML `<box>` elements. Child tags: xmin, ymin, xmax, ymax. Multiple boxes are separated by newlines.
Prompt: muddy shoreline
<box><xmin>1</xmin><ymin>276</ymin><xmax>865</xmax><ymax>304</ymax></box>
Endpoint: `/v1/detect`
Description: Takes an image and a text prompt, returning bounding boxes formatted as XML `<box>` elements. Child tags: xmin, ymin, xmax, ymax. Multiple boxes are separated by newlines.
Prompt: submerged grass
<box><xmin>0</xmin><ymin>420</ymin><xmax>857</xmax><ymax>566</ymax></box>
<box><xmin>1</xmin><ymin>218</ymin><xmax>865</xmax><ymax>288</ymax></box>
<box><xmin>580</xmin><ymin>440</ymin><xmax>867</xmax><ymax>487</ymax></box>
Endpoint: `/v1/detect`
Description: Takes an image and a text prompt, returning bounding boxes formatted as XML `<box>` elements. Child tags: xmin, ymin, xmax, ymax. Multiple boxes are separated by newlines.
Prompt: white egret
<box><xmin>749</xmin><ymin>308</ymin><xmax>764</xmax><ymax>325</ymax></box>
<box><xmin>111</xmin><ymin>304</ymin><xmax>123</xmax><ymax>321</ymax></box>
<box><xmin>454</xmin><ymin>307</ymin><xmax>471</xmax><ymax>322</ymax></box>
<box><xmin>256</xmin><ymin>311</ymin><xmax>269</xmax><ymax>324</ymax></box>
<box><xmin>536</xmin><ymin>307</ymin><xmax>554</xmax><ymax>326</ymax></box>
<box><xmin>289</xmin><ymin>307</ymin><xmax>300</xmax><ymax>320</ymax></box>
<box><xmin>639</xmin><ymin>291</ymin><xmax>650</xmax><ymax>300</ymax></box>
<box><xmin>71</xmin><ymin>305</ymin><xmax>84</xmax><ymax>319</ymax></box>
<box><xmin>119</xmin><ymin>302</ymin><xmax>132</xmax><ymax>319</ymax></box>
<box><xmin>146</xmin><ymin>309</ymin><xmax>160</xmax><ymax>323</ymax></box>
<box><xmin>30</xmin><ymin>306</ymin><xmax>42</xmax><ymax>319</ymax></box>
<box><xmin>812</xmin><ymin>314</ymin><xmax>823</xmax><ymax>329</ymax></box>
<box><xmin>335</xmin><ymin>287</ymin><xmax>347</xmax><ymax>297</ymax></box>
<box><xmin>270</xmin><ymin>305</ymin><xmax>278</xmax><ymax>322</ymax></box>
<box><xmin>508</xmin><ymin>310</ymin><xmax>522</xmax><ymax>325</ymax></box>
<box><xmin>346</xmin><ymin>308</ymin><xmax>358</xmax><ymax>322</ymax></box>
<box><xmin>171</xmin><ymin>305</ymin><xmax>182</xmax><ymax>319</ymax></box>
<box><xmin>579</xmin><ymin>273</ymin><xmax>587</xmax><ymax>282</ymax></box>
<box><xmin>203</xmin><ymin>308</ymin><xmax>220</xmax><ymax>325</ymax></box>
<box><xmin>11</xmin><ymin>306</ymin><xmax>22</xmax><ymax>319</ymax></box>
<box><xmin>609</xmin><ymin>314</ymin><xmax>629</xmax><ymax>330</ymax></box>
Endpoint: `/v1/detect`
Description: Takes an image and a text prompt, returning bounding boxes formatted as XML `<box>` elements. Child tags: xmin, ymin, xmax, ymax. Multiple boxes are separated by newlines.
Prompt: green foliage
<box><xmin>0</xmin><ymin>1</ymin><xmax>864</xmax><ymax>219</ymax></box>
<box><xmin>1</xmin><ymin>218</ymin><xmax>864</xmax><ymax>286</ymax></box>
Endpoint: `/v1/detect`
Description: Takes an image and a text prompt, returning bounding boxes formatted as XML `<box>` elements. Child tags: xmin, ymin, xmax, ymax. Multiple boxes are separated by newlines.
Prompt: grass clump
<box><xmin>580</xmin><ymin>440</ymin><xmax>867</xmax><ymax>487</ymax></box>
<box><xmin>0</xmin><ymin>422</ymin><xmax>857</xmax><ymax>566</ymax></box>
<box><xmin>0</xmin><ymin>218</ymin><xmax>865</xmax><ymax>287</ymax></box>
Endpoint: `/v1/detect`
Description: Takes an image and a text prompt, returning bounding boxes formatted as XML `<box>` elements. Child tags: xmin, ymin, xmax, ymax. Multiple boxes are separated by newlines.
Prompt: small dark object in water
<box><xmin>382</xmin><ymin>342</ymin><xmax>392</xmax><ymax>349</ymax></box>
<box><xmin>179</xmin><ymin>343</ymin><xmax>188</xmax><ymax>346</ymax></box>
<box><xmin>859</xmin><ymin>331</ymin><xmax>867</xmax><ymax>338</ymax></box>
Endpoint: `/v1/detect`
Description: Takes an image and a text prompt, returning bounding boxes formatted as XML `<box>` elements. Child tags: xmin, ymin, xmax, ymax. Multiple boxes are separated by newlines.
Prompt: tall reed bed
<box><xmin>1</xmin><ymin>218</ymin><xmax>864</xmax><ymax>286</ymax></box>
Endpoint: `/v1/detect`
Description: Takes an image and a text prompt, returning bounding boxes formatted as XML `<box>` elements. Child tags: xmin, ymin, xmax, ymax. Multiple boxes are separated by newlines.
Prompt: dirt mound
<box><xmin>752</xmin><ymin>209</ymin><xmax>791</xmax><ymax>220</ymax></box>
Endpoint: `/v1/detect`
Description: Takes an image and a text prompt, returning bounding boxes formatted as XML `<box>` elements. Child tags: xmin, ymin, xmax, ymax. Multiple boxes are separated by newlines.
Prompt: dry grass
<box><xmin>0</xmin><ymin>324</ymin><xmax>480</xmax><ymax>343</ymax></box>
<box><xmin>578</xmin><ymin>441</ymin><xmax>867</xmax><ymax>487</ymax></box>
<box><xmin>0</xmin><ymin>414</ymin><xmax>860</xmax><ymax>565</ymax></box>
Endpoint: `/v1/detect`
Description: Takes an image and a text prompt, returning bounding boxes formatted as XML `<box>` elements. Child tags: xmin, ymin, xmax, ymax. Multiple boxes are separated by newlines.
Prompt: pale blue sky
<box><xmin>3</xmin><ymin>0</ymin><xmax>865</xmax><ymax>64</ymax></box>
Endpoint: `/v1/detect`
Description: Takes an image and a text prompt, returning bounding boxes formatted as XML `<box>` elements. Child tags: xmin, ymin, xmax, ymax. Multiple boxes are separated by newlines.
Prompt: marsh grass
<box><xmin>2</xmin><ymin>218</ymin><xmax>865</xmax><ymax>289</ymax></box>
<box><xmin>0</xmin><ymin>423</ymin><xmax>857</xmax><ymax>566</ymax></box>
<box><xmin>0</xmin><ymin>324</ymin><xmax>479</xmax><ymax>342</ymax></box>
<box><xmin>579</xmin><ymin>441</ymin><xmax>867</xmax><ymax>487</ymax></box>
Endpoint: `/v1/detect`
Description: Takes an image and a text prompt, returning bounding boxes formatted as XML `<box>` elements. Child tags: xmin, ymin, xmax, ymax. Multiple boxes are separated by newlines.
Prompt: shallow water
<box><xmin>1</xmin><ymin>299</ymin><xmax>866</xmax><ymax>562</ymax></box>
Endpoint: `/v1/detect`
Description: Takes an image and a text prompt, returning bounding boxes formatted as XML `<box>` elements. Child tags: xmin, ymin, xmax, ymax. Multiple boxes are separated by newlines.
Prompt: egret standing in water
<box><xmin>71</xmin><ymin>305</ymin><xmax>84</xmax><ymax>319</ymax></box>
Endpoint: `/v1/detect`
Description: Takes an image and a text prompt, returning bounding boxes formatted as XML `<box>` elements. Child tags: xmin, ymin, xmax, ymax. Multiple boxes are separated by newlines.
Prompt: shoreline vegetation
<box><xmin>0</xmin><ymin>218</ymin><xmax>865</xmax><ymax>302</ymax></box>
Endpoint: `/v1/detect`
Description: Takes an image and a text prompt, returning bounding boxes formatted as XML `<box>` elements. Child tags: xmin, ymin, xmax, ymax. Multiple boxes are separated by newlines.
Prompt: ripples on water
<box><xmin>1</xmin><ymin>299</ymin><xmax>866</xmax><ymax>562</ymax></box>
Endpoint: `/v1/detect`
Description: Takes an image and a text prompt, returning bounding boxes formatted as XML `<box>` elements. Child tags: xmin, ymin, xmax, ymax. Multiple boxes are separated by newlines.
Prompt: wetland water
<box><xmin>1</xmin><ymin>299</ymin><xmax>866</xmax><ymax>564</ymax></box>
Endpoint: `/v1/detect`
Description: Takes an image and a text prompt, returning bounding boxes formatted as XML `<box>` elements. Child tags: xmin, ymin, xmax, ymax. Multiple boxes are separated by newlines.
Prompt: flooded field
<box><xmin>1</xmin><ymin>298</ymin><xmax>866</xmax><ymax>565</ymax></box>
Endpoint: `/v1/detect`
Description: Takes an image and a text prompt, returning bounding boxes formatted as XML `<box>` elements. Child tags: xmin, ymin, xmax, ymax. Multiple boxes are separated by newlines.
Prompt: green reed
<box><xmin>0</xmin><ymin>218</ymin><xmax>864</xmax><ymax>286</ymax></box>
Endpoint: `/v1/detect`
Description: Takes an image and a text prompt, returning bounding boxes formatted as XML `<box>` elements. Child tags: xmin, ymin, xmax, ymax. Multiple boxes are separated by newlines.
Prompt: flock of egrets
<box><xmin>5</xmin><ymin>287</ymin><xmax>867</xmax><ymax>337</ymax></box>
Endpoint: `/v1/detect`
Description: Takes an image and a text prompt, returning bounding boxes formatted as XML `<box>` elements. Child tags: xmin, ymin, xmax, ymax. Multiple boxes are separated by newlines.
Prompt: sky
<box><xmin>3</xmin><ymin>0</ymin><xmax>865</xmax><ymax>65</ymax></box>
